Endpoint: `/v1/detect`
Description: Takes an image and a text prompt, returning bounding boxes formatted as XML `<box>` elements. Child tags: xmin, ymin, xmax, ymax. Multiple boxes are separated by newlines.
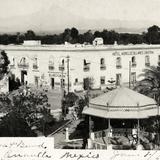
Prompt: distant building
<box><xmin>23</xmin><ymin>40</ymin><xmax>41</xmax><ymax>46</ymax></box>
<box><xmin>93</xmin><ymin>37</ymin><xmax>103</xmax><ymax>46</ymax></box>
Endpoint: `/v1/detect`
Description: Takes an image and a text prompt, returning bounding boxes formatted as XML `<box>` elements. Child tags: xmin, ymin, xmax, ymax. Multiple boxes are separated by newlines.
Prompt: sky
<box><xmin>0</xmin><ymin>0</ymin><xmax>160</xmax><ymax>32</ymax></box>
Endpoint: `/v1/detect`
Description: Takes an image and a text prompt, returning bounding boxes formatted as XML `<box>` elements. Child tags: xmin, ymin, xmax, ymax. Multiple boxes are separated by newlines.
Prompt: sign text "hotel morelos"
<box><xmin>112</xmin><ymin>50</ymin><xmax>154</xmax><ymax>56</ymax></box>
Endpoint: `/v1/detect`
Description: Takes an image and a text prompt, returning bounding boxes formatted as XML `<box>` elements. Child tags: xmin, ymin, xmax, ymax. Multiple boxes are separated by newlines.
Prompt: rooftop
<box><xmin>83</xmin><ymin>87</ymin><xmax>159</xmax><ymax>119</ymax></box>
<box><xmin>1</xmin><ymin>43</ymin><xmax>160</xmax><ymax>52</ymax></box>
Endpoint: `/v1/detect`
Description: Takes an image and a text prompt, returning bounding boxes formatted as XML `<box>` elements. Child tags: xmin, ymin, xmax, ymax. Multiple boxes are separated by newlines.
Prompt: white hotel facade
<box><xmin>2</xmin><ymin>41</ymin><xmax>160</xmax><ymax>92</ymax></box>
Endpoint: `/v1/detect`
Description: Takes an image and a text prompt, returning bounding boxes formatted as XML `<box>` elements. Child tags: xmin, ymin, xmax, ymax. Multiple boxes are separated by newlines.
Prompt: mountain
<box><xmin>0</xmin><ymin>3</ymin><xmax>157</xmax><ymax>34</ymax></box>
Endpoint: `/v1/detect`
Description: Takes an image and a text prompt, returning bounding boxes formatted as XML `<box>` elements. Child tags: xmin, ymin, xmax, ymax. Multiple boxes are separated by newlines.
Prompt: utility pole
<box><xmin>61</xmin><ymin>66</ymin><xmax>64</xmax><ymax>100</ymax></box>
<box><xmin>67</xmin><ymin>55</ymin><xmax>70</xmax><ymax>93</ymax></box>
<box><xmin>129</xmin><ymin>61</ymin><xmax>131</xmax><ymax>88</ymax></box>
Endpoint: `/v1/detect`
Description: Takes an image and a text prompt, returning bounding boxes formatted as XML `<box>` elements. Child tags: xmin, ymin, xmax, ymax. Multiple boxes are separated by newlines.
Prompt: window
<box><xmin>145</xmin><ymin>55</ymin><xmax>150</xmax><ymax>67</ymax></box>
<box><xmin>100</xmin><ymin>58</ymin><xmax>106</xmax><ymax>70</ymax></box>
<box><xmin>75</xmin><ymin>78</ymin><xmax>78</xmax><ymax>83</ymax></box>
<box><xmin>62</xmin><ymin>59</ymin><xmax>64</xmax><ymax>65</ymax></box>
<box><xmin>59</xmin><ymin>58</ymin><xmax>65</xmax><ymax>71</ymax></box>
<box><xmin>18</xmin><ymin>57</ymin><xmax>28</xmax><ymax>68</ymax></box>
<box><xmin>100</xmin><ymin>76</ymin><xmax>105</xmax><ymax>85</ymax></box>
<box><xmin>20</xmin><ymin>57</ymin><xmax>26</xmax><ymax>64</ymax></box>
<box><xmin>131</xmin><ymin>56</ymin><xmax>136</xmax><ymax>67</ymax></box>
<box><xmin>100</xmin><ymin>58</ymin><xmax>105</xmax><ymax>65</ymax></box>
<box><xmin>33</xmin><ymin>58</ymin><xmax>38</xmax><ymax>69</ymax></box>
<box><xmin>83</xmin><ymin>59</ymin><xmax>90</xmax><ymax>71</ymax></box>
<box><xmin>116</xmin><ymin>74</ymin><xmax>121</xmax><ymax>86</ymax></box>
<box><xmin>49</xmin><ymin>56</ymin><xmax>54</xmax><ymax>70</ymax></box>
<box><xmin>116</xmin><ymin>57</ymin><xmax>122</xmax><ymax>69</ymax></box>
<box><xmin>131</xmin><ymin>72</ymin><xmax>136</xmax><ymax>86</ymax></box>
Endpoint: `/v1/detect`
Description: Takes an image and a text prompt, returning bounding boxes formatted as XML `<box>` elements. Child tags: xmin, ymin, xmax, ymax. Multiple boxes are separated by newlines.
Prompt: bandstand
<box><xmin>83</xmin><ymin>87</ymin><xmax>160</xmax><ymax>149</ymax></box>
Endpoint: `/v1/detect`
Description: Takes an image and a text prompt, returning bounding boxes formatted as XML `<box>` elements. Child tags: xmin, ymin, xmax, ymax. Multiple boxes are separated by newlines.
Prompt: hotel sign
<box><xmin>49</xmin><ymin>72</ymin><xmax>66</xmax><ymax>78</ymax></box>
<box><xmin>112</xmin><ymin>50</ymin><xmax>154</xmax><ymax>56</ymax></box>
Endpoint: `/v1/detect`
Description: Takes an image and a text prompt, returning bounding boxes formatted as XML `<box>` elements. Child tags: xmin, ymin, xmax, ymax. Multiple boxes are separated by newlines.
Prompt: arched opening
<box><xmin>131</xmin><ymin>56</ymin><xmax>136</xmax><ymax>67</ymax></box>
<box><xmin>100</xmin><ymin>58</ymin><xmax>106</xmax><ymax>70</ymax></box>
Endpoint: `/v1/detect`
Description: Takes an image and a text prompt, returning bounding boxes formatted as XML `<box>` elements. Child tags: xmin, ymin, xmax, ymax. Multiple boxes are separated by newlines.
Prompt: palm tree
<box><xmin>135</xmin><ymin>65</ymin><xmax>160</xmax><ymax>105</ymax></box>
<box><xmin>136</xmin><ymin>65</ymin><xmax>160</xmax><ymax>146</ymax></box>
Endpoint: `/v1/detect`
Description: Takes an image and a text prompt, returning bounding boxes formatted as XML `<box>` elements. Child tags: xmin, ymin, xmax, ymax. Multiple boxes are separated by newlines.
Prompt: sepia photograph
<box><xmin>0</xmin><ymin>0</ymin><xmax>160</xmax><ymax>151</ymax></box>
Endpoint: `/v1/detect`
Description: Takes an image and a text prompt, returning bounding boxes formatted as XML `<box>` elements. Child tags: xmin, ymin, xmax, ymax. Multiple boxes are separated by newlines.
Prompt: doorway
<box><xmin>21</xmin><ymin>70</ymin><xmax>27</xmax><ymax>85</ymax></box>
<box><xmin>51</xmin><ymin>78</ymin><xmax>54</xmax><ymax>89</ymax></box>
<box><xmin>116</xmin><ymin>74</ymin><xmax>121</xmax><ymax>86</ymax></box>
<box><xmin>34</xmin><ymin>76</ymin><xmax>39</xmax><ymax>88</ymax></box>
<box><xmin>83</xmin><ymin>78</ymin><xmax>90</xmax><ymax>90</ymax></box>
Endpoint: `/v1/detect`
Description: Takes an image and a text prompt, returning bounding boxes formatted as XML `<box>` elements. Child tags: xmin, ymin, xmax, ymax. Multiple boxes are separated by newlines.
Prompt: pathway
<box><xmin>51</xmin><ymin>119</ymin><xmax>83</xmax><ymax>149</ymax></box>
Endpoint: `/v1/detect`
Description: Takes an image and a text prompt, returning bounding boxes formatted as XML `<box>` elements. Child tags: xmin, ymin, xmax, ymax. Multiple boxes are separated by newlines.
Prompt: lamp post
<box><xmin>129</xmin><ymin>61</ymin><xmax>131</xmax><ymax>88</ymax></box>
<box><xmin>66</xmin><ymin>55</ymin><xmax>70</xmax><ymax>94</ymax></box>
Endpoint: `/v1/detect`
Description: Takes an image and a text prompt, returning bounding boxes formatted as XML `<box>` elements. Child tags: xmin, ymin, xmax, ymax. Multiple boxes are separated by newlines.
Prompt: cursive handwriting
<box><xmin>60</xmin><ymin>152</ymin><xmax>99</xmax><ymax>160</ymax></box>
<box><xmin>110</xmin><ymin>151</ymin><xmax>140</xmax><ymax>160</ymax></box>
<box><xmin>144</xmin><ymin>151</ymin><xmax>160</xmax><ymax>160</ymax></box>
<box><xmin>0</xmin><ymin>140</ymin><xmax>47</xmax><ymax>149</ymax></box>
<box><xmin>3</xmin><ymin>150</ymin><xmax>52</xmax><ymax>159</ymax></box>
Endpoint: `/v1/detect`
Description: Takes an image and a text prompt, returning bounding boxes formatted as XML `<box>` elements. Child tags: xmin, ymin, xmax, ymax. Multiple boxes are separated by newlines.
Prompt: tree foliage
<box><xmin>0</xmin><ymin>50</ymin><xmax>10</xmax><ymax>80</ymax></box>
<box><xmin>0</xmin><ymin>88</ymin><xmax>52</xmax><ymax>136</ymax></box>
<box><xmin>62</xmin><ymin>92</ymin><xmax>78</xmax><ymax>116</ymax></box>
<box><xmin>24</xmin><ymin>30</ymin><xmax>36</xmax><ymax>40</ymax></box>
<box><xmin>135</xmin><ymin>64</ymin><xmax>160</xmax><ymax>104</ymax></box>
<box><xmin>145</xmin><ymin>25</ymin><xmax>160</xmax><ymax>44</ymax></box>
<box><xmin>1</xmin><ymin>25</ymin><xmax>160</xmax><ymax>45</ymax></box>
<box><xmin>0</xmin><ymin>111</ymin><xmax>37</xmax><ymax>137</ymax></box>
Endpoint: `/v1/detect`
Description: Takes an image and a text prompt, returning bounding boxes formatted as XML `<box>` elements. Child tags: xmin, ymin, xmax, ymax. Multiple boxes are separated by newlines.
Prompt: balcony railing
<box><xmin>100</xmin><ymin>65</ymin><xmax>106</xmax><ymax>70</ymax></box>
<box><xmin>48</xmin><ymin>65</ymin><xmax>54</xmax><ymax>70</ymax></box>
<box><xmin>116</xmin><ymin>64</ymin><xmax>122</xmax><ymax>69</ymax></box>
<box><xmin>18</xmin><ymin>63</ymin><xmax>29</xmax><ymax>69</ymax></box>
<box><xmin>83</xmin><ymin>65</ymin><xmax>90</xmax><ymax>71</ymax></box>
<box><xmin>132</xmin><ymin>62</ymin><xmax>137</xmax><ymax>67</ymax></box>
<box><xmin>33</xmin><ymin>64</ymin><xmax>38</xmax><ymax>70</ymax></box>
<box><xmin>145</xmin><ymin>62</ymin><xmax>150</xmax><ymax>67</ymax></box>
<box><xmin>59</xmin><ymin>65</ymin><xmax>65</xmax><ymax>71</ymax></box>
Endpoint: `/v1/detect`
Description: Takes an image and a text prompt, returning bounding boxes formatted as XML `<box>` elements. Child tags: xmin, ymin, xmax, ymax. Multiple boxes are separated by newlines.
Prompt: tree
<box><xmin>83</xmin><ymin>30</ymin><xmax>94</xmax><ymax>44</ymax></box>
<box><xmin>70</xmin><ymin>27</ymin><xmax>79</xmax><ymax>43</ymax></box>
<box><xmin>25</xmin><ymin>30</ymin><xmax>36</xmax><ymax>40</ymax></box>
<box><xmin>62</xmin><ymin>28</ymin><xmax>71</xmax><ymax>43</ymax></box>
<box><xmin>101</xmin><ymin>30</ymin><xmax>119</xmax><ymax>44</ymax></box>
<box><xmin>144</xmin><ymin>25</ymin><xmax>160</xmax><ymax>44</ymax></box>
<box><xmin>135</xmin><ymin>64</ymin><xmax>160</xmax><ymax>104</ymax></box>
<box><xmin>16</xmin><ymin>32</ymin><xmax>24</xmax><ymax>44</ymax></box>
<box><xmin>94</xmin><ymin>31</ymin><xmax>102</xmax><ymax>38</ymax></box>
<box><xmin>62</xmin><ymin>92</ymin><xmax>78</xmax><ymax>116</ymax></box>
<box><xmin>0</xmin><ymin>34</ymin><xmax>9</xmax><ymax>45</ymax></box>
<box><xmin>75</xmin><ymin>96</ymin><xmax>88</xmax><ymax>118</ymax></box>
<box><xmin>0</xmin><ymin>87</ymin><xmax>53</xmax><ymax>137</ymax></box>
<box><xmin>0</xmin><ymin>111</ymin><xmax>37</xmax><ymax>137</ymax></box>
<box><xmin>10</xmin><ymin>88</ymin><xmax>51</xmax><ymax>127</ymax></box>
<box><xmin>0</xmin><ymin>50</ymin><xmax>10</xmax><ymax>80</ymax></box>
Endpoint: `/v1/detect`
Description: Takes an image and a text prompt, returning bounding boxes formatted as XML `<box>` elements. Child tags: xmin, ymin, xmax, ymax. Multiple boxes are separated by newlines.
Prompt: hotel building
<box><xmin>2</xmin><ymin>41</ymin><xmax>160</xmax><ymax>92</ymax></box>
